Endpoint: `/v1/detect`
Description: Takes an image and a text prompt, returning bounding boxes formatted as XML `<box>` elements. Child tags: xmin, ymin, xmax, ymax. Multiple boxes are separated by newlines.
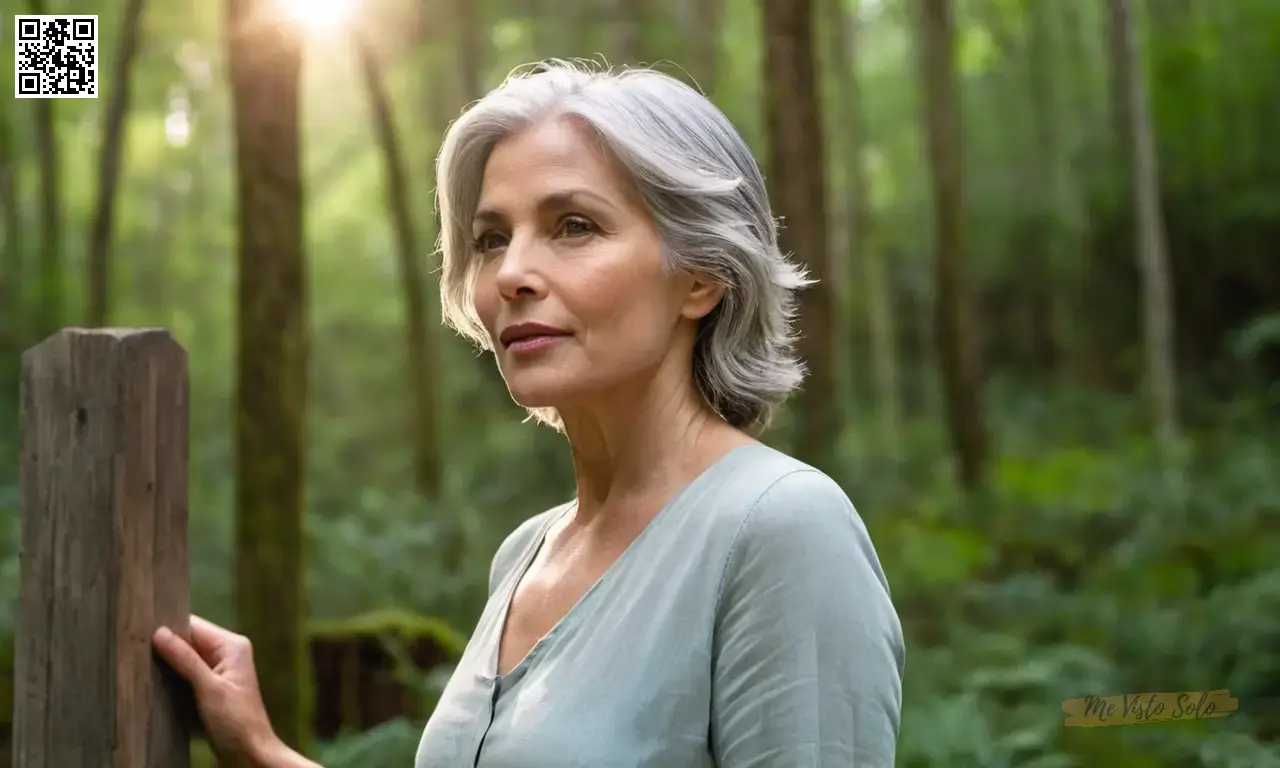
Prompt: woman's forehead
<box><xmin>489</xmin><ymin>117</ymin><xmax>606</xmax><ymax>169</ymax></box>
<box><xmin>476</xmin><ymin>121</ymin><xmax>634</xmax><ymax>212</ymax></box>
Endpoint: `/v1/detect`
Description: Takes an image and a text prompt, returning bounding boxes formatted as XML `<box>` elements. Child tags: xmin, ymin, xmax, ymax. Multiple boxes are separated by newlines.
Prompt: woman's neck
<box><xmin>558</xmin><ymin>360</ymin><xmax>745</xmax><ymax>524</ymax></box>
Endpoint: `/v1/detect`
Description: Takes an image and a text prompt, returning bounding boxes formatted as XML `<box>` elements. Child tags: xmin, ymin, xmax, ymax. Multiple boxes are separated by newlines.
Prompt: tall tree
<box><xmin>1025</xmin><ymin>0</ymin><xmax>1066</xmax><ymax>370</ymax></box>
<box><xmin>688</xmin><ymin>0</ymin><xmax>722</xmax><ymax>94</ymax></box>
<box><xmin>914</xmin><ymin>0</ymin><xmax>990</xmax><ymax>490</ymax></box>
<box><xmin>225</xmin><ymin>0</ymin><xmax>309</xmax><ymax>752</ymax></box>
<box><xmin>86</xmin><ymin>0</ymin><xmax>148</xmax><ymax>327</ymax></box>
<box><xmin>824</xmin><ymin>0</ymin><xmax>901</xmax><ymax>459</ymax></box>
<box><xmin>564</xmin><ymin>0</ymin><xmax>595</xmax><ymax>60</ymax></box>
<box><xmin>0</xmin><ymin>87</ymin><xmax>21</xmax><ymax>352</ymax></box>
<box><xmin>612</xmin><ymin>0</ymin><xmax>646</xmax><ymax>64</ymax></box>
<box><xmin>762</xmin><ymin>0</ymin><xmax>839</xmax><ymax>468</ymax></box>
<box><xmin>1026</xmin><ymin>1</ymin><xmax>1087</xmax><ymax>380</ymax></box>
<box><xmin>1107</xmin><ymin>0</ymin><xmax>1179</xmax><ymax>449</ymax></box>
<box><xmin>455</xmin><ymin>0</ymin><xmax>484</xmax><ymax>102</ymax></box>
<box><xmin>355</xmin><ymin>28</ymin><xmax>442</xmax><ymax>500</ymax></box>
<box><xmin>524</xmin><ymin>0</ymin><xmax>554</xmax><ymax>59</ymax></box>
<box><xmin>30</xmin><ymin>0</ymin><xmax>62</xmax><ymax>338</ymax></box>
<box><xmin>419</xmin><ymin>0</ymin><xmax>453</xmax><ymax>161</ymax></box>
<box><xmin>1057</xmin><ymin>0</ymin><xmax>1105</xmax><ymax>384</ymax></box>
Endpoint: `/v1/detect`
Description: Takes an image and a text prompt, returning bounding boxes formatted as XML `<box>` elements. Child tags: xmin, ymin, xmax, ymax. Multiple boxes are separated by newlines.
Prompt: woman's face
<box><xmin>470</xmin><ymin>117</ymin><xmax>720</xmax><ymax>415</ymax></box>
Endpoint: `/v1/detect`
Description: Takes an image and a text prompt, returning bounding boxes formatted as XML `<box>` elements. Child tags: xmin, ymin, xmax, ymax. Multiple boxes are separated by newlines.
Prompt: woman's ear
<box><xmin>680</xmin><ymin>275</ymin><xmax>726</xmax><ymax>321</ymax></box>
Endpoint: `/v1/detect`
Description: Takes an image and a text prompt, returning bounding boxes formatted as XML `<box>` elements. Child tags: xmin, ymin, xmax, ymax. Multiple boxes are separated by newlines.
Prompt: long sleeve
<box><xmin>710</xmin><ymin>470</ymin><xmax>905</xmax><ymax>767</ymax></box>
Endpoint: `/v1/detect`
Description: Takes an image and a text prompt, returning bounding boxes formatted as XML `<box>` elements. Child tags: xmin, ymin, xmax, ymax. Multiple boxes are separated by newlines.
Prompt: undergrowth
<box><xmin>2</xmin><ymin>390</ymin><xmax>1277</xmax><ymax>766</ymax></box>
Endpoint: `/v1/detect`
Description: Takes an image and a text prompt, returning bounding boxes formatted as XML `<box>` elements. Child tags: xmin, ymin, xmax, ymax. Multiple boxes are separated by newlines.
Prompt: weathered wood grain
<box><xmin>15</xmin><ymin>328</ymin><xmax>192</xmax><ymax>767</ymax></box>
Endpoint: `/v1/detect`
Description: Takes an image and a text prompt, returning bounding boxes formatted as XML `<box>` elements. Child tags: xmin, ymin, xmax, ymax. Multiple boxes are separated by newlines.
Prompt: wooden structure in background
<box><xmin>14</xmin><ymin>328</ymin><xmax>192</xmax><ymax>767</ymax></box>
<box><xmin>309</xmin><ymin>610</ymin><xmax>466</xmax><ymax>740</ymax></box>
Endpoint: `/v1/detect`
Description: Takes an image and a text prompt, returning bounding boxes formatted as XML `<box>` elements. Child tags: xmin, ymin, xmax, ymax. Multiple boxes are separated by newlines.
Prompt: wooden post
<box><xmin>14</xmin><ymin>328</ymin><xmax>192</xmax><ymax>767</ymax></box>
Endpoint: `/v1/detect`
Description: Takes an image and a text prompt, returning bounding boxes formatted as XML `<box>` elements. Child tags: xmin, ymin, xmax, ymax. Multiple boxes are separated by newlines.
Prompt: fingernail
<box><xmin>154</xmin><ymin>627</ymin><xmax>173</xmax><ymax>642</ymax></box>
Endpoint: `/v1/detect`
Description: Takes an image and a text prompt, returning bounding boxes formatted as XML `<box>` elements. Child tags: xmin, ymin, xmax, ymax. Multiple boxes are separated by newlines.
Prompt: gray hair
<box><xmin>434</xmin><ymin>60</ymin><xmax>811</xmax><ymax>432</ymax></box>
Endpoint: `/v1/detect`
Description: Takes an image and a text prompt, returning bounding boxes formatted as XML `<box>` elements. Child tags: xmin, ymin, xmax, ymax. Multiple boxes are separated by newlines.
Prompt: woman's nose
<box><xmin>493</xmin><ymin>235</ymin><xmax>549</xmax><ymax>301</ymax></box>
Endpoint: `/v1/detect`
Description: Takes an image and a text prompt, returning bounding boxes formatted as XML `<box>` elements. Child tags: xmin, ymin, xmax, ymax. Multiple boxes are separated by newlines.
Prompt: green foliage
<box><xmin>2</xmin><ymin>0</ymin><xmax>1280</xmax><ymax>764</ymax></box>
<box><xmin>1232</xmin><ymin>313</ymin><xmax>1280</xmax><ymax>363</ymax></box>
<box><xmin>313</xmin><ymin>718</ymin><xmax>424</xmax><ymax>768</ymax></box>
<box><xmin>868</xmin><ymin>397</ymin><xmax>1280</xmax><ymax>767</ymax></box>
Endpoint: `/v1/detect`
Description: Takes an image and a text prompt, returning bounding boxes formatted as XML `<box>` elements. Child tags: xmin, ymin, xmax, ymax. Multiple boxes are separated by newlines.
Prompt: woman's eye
<box><xmin>473</xmin><ymin>232</ymin><xmax>507</xmax><ymax>253</ymax></box>
<box><xmin>560</xmin><ymin>217</ymin><xmax>594</xmax><ymax>238</ymax></box>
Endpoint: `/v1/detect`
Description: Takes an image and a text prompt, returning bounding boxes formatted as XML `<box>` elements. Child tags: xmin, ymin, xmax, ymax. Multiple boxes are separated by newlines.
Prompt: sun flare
<box><xmin>279</xmin><ymin>0</ymin><xmax>356</xmax><ymax>34</ymax></box>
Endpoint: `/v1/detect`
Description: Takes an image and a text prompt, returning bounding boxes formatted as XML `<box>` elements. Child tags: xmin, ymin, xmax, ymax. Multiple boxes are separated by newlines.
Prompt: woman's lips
<box><xmin>506</xmin><ymin>334</ymin><xmax>569</xmax><ymax>354</ymax></box>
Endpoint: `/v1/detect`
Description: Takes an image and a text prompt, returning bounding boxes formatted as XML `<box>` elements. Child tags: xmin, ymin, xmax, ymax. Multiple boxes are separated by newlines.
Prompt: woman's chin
<box><xmin>501</xmin><ymin>366</ymin><xmax>602</xmax><ymax>412</ymax></box>
<box><xmin>504</xmin><ymin>382</ymin><xmax>575</xmax><ymax>411</ymax></box>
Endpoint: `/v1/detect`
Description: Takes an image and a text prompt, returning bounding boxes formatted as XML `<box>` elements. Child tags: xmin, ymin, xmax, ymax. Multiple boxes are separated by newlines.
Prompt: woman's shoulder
<box><xmin>703</xmin><ymin>444</ymin><xmax>879</xmax><ymax>568</ymax></box>
<box><xmin>707</xmin><ymin>444</ymin><xmax>857</xmax><ymax>525</ymax></box>
<box><xmin>658</xmin><ymin>444</ymin><xmax>867</xmax><ymax>568</ymax></box>
<box><xmin>713</xmin><ymin>446</ymin><xmax>899</xmax><ymax>625</ymax></box>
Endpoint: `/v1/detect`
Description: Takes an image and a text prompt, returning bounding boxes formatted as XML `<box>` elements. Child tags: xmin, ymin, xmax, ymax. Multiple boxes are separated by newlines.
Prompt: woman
<box><xmin>154</xmin><ymin>60</ymin><xmax>905</xmax><ymax>767</ymax></box>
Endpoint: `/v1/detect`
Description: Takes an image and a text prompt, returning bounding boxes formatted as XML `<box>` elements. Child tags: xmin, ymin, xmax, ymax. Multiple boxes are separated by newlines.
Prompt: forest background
<box><xmin>1</xmin><ymin>0</ymin><xmax>1279</xmax><ymax>765</ymax></box>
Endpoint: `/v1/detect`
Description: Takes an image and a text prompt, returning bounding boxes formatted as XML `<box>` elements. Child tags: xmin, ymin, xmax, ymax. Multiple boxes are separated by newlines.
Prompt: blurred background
<box><xmin>2</xmin><ymin>0</ymin><xmax>1279</xmax><ymax>765</ymax></box>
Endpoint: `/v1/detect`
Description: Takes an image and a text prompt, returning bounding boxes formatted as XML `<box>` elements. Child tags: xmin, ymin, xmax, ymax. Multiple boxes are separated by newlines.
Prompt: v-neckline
<box><xmin>486</xmin><ymin>444</ymin><xmax>759</xmax><ymax>682</ymax></box>
<box><xmin>487</xmin><ymin>503</ymin><xmax>575</xmax><ymax>681</ymax></box>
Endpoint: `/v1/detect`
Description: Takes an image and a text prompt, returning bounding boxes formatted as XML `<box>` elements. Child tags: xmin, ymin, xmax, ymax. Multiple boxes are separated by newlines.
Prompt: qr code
<box><xmin>15</xmin><ymin>15</ymin><xmax>99</xmax><ymax>99</ymax></box>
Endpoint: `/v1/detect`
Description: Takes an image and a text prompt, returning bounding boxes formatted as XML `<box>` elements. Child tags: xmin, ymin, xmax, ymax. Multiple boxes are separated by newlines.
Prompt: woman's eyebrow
<box><xmin>535</xmin><ymin>189</ymin><xmax>619</xmax><ymax>213</ymax></box>
<box><xmin>473</xmin><ymin>188</ymin><xmax>620</xmax><ymax>226</ymax></box>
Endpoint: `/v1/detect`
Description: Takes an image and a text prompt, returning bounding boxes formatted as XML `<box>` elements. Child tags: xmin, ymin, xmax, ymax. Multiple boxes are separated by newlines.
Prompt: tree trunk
<box><xmin>0</xmin><ymin>94</ymin><xmax>22</xmax><ymax>351</ymax></box>
<box><xmin>1104</xmin><ymin>0</ymin><xmax>1133</xmax><ymax>186</ymax></box>
<box><xmin>1107</xmin><ymin>0</ymin><xmax>1179</xmax><ymax>449</ymax></box>
<box><xmin>688</xmin><ymin>0</ymin><xmax>721</xmax><ymax>94</ymax></box>
<box><xmin>86</xmin><ymin>0</ymin><xmax>148</xmax><ymax>327</ymax></box>
<box><xmin>525</xmin><ymin>0</ymin><xmax>553</xmax><ymax>59</ymax></box>
<box><xmin>225</xmin><ymin>0</ymin><xmax>309</xmax><ymax>752</ymax></box>
<box><xmin>455</xmin><ymin>0</ymin><xmax>484</xmax><ymax>103</ymax></box>
<box><xmin>914</xmin><ymin>0</ymin><xmax>989</xmax><ymax>490</ymax></box>
<box><xmin>825</xmin><ymin>0</ymin><xmax>901</xmax><ymax>460</ymax></box>
<box><xmin>762</xmin><ymin>0</ymin><xmax>839</xmax><ymax>469</ymax></box>
<box><xmin>30</xmin><ymin>0</ymin><xmax>62</xmax><ymax>339</ymax></box>
<box><xmin>1026</xmin><ymin>0</ymin><xmax>1079</xmax><ymax>379</ymax></box>
<box><xmin>419</xmin><ymin>0</ymin><xmax>453</xmax><ymax>167</ymax></box>
<box><xmin>355</xmin><ymin>29</ymin><xmax>442</xmax><ymax>500</ymax></box>
<box><xmin>1058</xmin><ymin>0</ymin><xmax>1105</xmax><ymax>385</ymax></box>
<box><xmin>565</xmin><ymin>0</ymin><xmax>595</xmax><ymax>60</ymax></box>
<box><xmin>612</xmin><ymin>0</ymin><xmax>645</xmax><ymax>64</ymax></box>
<box><xmin>137</xmin><ymin>179</ymin><xmax>180</xmax><ymax>317</ymax></box>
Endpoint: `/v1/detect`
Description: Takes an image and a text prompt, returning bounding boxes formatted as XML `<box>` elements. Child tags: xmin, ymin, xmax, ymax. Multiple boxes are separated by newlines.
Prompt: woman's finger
<box><xmin>188</xmin><ymin>615</ymin><xmax>237</xmax><ymax>659</ymax></box>
<box><xmin>153</xmin><ymin>627</ymin><xmax>214</xmax><ymax>689</ymax></box>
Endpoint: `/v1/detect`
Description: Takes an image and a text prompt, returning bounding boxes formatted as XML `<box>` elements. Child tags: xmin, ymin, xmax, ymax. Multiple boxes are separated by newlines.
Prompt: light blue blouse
<box><xmin>415</xmin><ymin>444</ymin><xmax>905</xmax><ymax>767</ymax></box>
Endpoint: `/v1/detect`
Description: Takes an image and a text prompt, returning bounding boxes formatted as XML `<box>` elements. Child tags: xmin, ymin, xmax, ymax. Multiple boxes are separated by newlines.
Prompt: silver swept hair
<box><xmin>435</xmin><ymin>59</ymin><xmax>812</xmax><ymax>432</ymax></box>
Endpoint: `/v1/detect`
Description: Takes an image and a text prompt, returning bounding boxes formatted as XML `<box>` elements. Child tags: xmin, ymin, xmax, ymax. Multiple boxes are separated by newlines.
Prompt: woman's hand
<box><xmin>152</xmin><ymin>616</ymin><xmax>282</xmax><ymax>765</ymax></box>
